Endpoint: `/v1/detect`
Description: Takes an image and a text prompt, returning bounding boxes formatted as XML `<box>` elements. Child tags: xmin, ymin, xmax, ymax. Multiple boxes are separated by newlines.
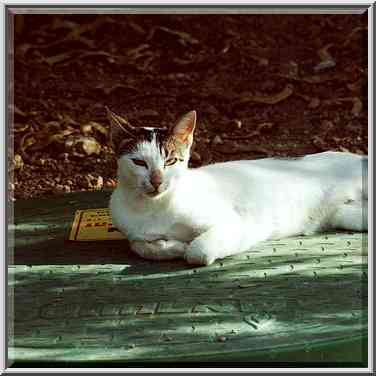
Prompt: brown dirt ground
<box><xmin>10</xmin><ymin>13</ymin><xmax>368</xmax><ymax>200</ymax></box>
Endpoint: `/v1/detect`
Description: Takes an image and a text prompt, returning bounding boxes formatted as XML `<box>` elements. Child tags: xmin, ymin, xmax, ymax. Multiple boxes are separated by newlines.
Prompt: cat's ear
<box><xmin>106</xmin><ymin>107</ymin><xmax>136</xmax><ymax>150</ymax></box>
<box><xmin>171</xmin><ymin>110</ymin><xmax>196</xmax><ymax>144</ymax></box>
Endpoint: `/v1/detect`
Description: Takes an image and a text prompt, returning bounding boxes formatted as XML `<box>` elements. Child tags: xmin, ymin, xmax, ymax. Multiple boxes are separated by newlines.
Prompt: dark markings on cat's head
<box><xmin>118</xmin><ymin>127</ymin><xmax>170</xmax><ymax>156</ymax></box>
<box><xmin>107</xmin><ymin>107</ymin><xmax>196</xmax><ymax>160</ymax></box>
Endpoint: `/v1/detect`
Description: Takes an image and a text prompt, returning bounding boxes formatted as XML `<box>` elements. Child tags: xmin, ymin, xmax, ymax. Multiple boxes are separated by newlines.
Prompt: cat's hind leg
<box><xmin>330</xmin><ymin>156</ymin><xmax>368</xmax><ymax>232</ymax></box>
<box><xmin>330</xmin><ymin>199</ymin><xmax>368</xmax><ymax>231</ymax></box>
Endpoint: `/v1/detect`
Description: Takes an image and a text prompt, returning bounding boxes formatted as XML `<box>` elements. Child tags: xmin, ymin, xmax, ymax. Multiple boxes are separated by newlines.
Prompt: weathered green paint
<box><xmin>8</xmin><ymin>191</ymin><xmax>368</xmax><ymax>365</ymax></box>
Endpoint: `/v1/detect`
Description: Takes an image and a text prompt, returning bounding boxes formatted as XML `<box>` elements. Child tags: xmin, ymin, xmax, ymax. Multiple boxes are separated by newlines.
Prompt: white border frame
<box><xmin>1</xmin><ymin>1</ymin><xmax>373</xmax><ymax>374</ymax></box>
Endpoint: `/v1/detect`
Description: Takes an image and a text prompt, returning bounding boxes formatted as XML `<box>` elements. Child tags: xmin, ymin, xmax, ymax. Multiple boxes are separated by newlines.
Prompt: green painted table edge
<box><xmin>9</xmin><ymin>335</ymin><xmax>367</xmax><ymax>366</ymax></box>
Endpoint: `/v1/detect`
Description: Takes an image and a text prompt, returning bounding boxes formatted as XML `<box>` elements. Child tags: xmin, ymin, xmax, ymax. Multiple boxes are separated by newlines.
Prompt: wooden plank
<box><xmin>9</xmin><ymin>191</ymin><xmax>368</xmax><ymax>365</ymax></box>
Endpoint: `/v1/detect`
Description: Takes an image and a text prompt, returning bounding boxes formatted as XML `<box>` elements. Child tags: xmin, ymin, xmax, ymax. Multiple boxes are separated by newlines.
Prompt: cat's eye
<box><xmin>165</xmin><ymin>158</ymin><xmax>178</xmax><ymax>167</ymax></box>
<box><xmin>131</xmin><ymin>159</ymin><xmax>148</xmax><ymax>168</ymax></box>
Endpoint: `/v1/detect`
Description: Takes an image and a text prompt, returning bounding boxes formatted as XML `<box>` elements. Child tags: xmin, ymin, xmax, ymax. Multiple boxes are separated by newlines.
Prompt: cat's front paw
<box><xmin>184</xmin><ymin>244</ymin><xmax>216</xmax><ymax>266</ymax></box>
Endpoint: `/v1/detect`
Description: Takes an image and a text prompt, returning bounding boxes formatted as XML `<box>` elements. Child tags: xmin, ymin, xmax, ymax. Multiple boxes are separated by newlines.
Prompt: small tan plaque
<box><xmin>69</xmin><ymin>208</ymin><xmax>126</xmax><ymax>241</ymax></box>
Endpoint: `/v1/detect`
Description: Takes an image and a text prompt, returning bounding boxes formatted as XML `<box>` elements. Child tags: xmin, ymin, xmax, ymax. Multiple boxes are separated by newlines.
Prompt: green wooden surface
<box><xmin>8</xmin><ymin>191</ymin><xmax>368</xmax><ymax>365</ymax></box>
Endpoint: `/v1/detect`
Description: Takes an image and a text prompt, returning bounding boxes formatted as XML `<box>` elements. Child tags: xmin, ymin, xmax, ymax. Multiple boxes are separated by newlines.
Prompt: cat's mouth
<box><xmin>145</xmin><ymin>186</ymin><xmax>169</xmax><ymax>199</ymax></box>
<box><xmin>147</xmin><ymin>190</ymin><xmax>160</xmax><ymax>197</ymax></box>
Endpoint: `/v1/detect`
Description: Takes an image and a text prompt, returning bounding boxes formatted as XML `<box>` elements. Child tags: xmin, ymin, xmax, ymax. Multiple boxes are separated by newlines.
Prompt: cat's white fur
<box><xmin>110</xmin><ymin>112</ymin><xmax>367</xmax><ymax>265</ymax></box>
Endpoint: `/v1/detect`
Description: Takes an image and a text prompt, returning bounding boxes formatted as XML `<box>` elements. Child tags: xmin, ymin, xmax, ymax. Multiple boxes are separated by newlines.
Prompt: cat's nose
<box><xmin>150</xmin><ymin>171</ymin><xmax>162</xmax><ymax>190</ymax></box>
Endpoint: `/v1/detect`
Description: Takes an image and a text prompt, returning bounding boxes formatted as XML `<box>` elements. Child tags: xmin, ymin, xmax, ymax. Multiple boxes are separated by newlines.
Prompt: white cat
<box><xmin>108</xmin><ymin>109</ymin><xmax>368</xmax><ymax>266</ymax></box>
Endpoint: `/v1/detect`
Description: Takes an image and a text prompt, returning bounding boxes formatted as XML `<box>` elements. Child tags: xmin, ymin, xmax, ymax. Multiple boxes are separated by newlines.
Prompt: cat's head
<box><xmin>107</xmin><ymin>108</ymin><xmax>196</xmax><ymax>199</ymax></box>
